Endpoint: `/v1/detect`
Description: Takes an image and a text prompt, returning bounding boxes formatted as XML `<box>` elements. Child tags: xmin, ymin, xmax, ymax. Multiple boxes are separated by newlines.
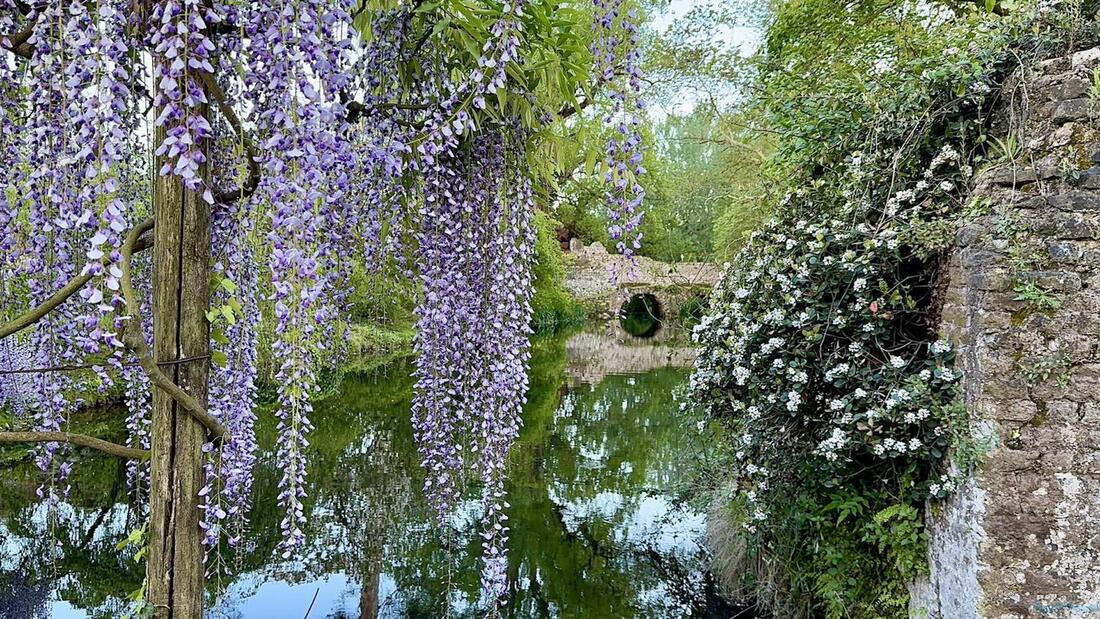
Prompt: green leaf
<box><xmin>431</xmin><ymin>17</ymin><xmax>451</xmax><ymax>37</ymax></box>
<box><xmin>220</xmin><ymin>304</ymin><xmax>236</xmax><ymax>326</ymax></box>
<box><xmin>116</xmin><ymin>527</ymin><xmax>143</xmax><ymax>551</ymax></box>
<box><xmin>585</xmin><ymin>148</ymin><xmax>597</xmax><ymax>176</ymax></box>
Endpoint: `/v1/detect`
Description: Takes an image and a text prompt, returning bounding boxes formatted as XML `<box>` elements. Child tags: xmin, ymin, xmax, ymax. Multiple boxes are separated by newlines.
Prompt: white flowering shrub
<box><xmin>690</xmin><ymin>161</ymin><xmax>974</xmax><ymax>615</ymax></box>
<box><xmin>693</xmin><ymin>204</ymin><xmax>967</xmax><ymax>512</ymax></box>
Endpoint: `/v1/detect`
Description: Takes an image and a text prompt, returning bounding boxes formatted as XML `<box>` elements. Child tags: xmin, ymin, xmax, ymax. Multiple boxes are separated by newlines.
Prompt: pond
<box><xmin>0</xmin><ymin>327</ymin><xmax>739</xmax><ymax>618</ymax></box>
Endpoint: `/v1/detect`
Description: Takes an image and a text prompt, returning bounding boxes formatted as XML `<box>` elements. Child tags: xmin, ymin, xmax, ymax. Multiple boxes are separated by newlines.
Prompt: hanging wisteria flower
<box><xmin>592</xmin><ymin>0</ymin><xmax>646</xmax><ymax>257</ymax></box>
<box><xmin>150</xmin><ymin>0</ymin><xmax>217</xmax><ymax>198</ymax></box>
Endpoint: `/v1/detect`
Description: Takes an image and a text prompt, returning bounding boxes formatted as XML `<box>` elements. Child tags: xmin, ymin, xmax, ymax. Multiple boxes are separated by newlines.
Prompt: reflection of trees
<box><xmin>1</xmin><ymin>334</ymin><xmax>724</xmax><ymax>618</ymax></box>
<box><xmin>209</xmin><ymin>360</ymin><xmax>425</xmax><ymax>617</ymax></box>
<box><xmin>292</xmin><ymin>364</ymin><xmax>416</xmax><ymax>619</ymax></box>
<box><xmin>0</xmin><ymin>424</ymin><xmax>145</xmax><ymax>619</ymax></box>
<box><xmin>0</xmin><ymin>570</ymin><xmax>49</xmax><ymax>619</ymax></box>
<box><xmin>496</xmin><ymin>339</ymin><xmax>714</xmax><ymax>618</ymax></box>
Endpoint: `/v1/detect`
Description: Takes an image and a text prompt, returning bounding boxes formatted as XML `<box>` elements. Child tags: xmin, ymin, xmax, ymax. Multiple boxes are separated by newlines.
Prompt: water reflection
<box><xmin>617</xmin><ymin>294</ymin><xmax>663</xmax><ymax>338</ymax></box>
<box><xmin>0</xmin><ymin>328</ymin><xmax>732</xmax><ymax>618</ymax></box>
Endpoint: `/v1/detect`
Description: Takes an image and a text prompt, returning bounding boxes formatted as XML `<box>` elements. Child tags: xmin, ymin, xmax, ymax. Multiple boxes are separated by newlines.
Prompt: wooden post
<box><xmin>146</xmin><ymin>101</ymin><xmax>212</xmax><ymax>616</ymax></box>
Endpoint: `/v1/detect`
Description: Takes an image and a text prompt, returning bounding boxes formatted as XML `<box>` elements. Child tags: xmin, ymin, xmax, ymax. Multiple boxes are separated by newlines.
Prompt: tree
<box><xmin>0</xmin><ymin>0</ymin><xmax>644</xmax><ymax>616</ymax></box>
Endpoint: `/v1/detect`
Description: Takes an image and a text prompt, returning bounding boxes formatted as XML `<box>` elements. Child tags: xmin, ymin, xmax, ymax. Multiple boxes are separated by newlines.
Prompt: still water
<box><xmin>0</xmin><ymin>328</ymin><xmax>732</xmax><ymax>618</ymax></box>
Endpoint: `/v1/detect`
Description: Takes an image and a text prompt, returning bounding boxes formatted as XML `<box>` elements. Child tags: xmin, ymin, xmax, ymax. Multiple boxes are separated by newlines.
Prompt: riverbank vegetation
<box><xmin>688</xmin><ymin>0</ymin><xmax>1096</xmax><ymax>615</ymax></box>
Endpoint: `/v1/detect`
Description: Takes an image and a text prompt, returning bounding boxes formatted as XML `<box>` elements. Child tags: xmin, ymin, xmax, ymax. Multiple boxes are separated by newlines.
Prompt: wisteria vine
<box><xmin>0</xmin><ymin>0</ymin><xmax>645</xmax><ymax>610</ymax></box>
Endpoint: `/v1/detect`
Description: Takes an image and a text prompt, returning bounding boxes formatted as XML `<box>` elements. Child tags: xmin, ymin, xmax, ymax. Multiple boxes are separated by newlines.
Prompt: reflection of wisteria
<box><xmin>0</xmin><ymin>570</ymin><xmax>50</xmax><ymax>619</ymax></box>
<box><xmin>2</xmin><ymin>333</ymin><xmax>739</xmax><ymax>618</ymax></box>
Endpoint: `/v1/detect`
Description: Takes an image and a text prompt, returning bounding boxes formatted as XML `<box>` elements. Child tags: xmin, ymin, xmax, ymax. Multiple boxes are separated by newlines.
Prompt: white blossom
<box><xmin>930</xmin><ymin>340</ymin><xmax>952</xmax><ymax>354</ymax></box>
<box><xmin>786</xmin><ymin>390</ymin><xmax>801</xmax><ymax>412</ymax></box>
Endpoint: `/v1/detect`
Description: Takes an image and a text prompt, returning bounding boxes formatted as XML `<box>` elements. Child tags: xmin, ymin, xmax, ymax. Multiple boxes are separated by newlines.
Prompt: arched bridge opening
<box><xmin>618</xmin><ymin>293</ymin><xmax>664</xmax><ymax>338</ymax></box>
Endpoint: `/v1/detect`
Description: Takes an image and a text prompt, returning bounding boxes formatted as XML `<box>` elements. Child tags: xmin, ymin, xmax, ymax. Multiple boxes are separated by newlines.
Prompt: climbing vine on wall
<box><xmin>690</xmin><ymin>2</ymin><xmax>1089</xmax><ymax>616</ymax></box>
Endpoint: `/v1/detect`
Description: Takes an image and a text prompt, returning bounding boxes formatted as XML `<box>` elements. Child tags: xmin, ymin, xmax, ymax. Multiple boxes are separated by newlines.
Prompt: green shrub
<box><xmin>531</xmin><ymin>210</ymin><xmax>587</xmax><ymax>332</ymax></box>
<box><xmin>346</xmin><ymin>264</ymin><xmax>418</xmax><ymax>327</ymax></box>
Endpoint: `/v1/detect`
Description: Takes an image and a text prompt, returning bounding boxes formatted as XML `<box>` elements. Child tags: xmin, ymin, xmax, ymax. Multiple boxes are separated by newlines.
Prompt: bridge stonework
<box><xmin>562</xmin><ymin>240</ymin><xmax>719</xmax><ymax>339</ymax></box>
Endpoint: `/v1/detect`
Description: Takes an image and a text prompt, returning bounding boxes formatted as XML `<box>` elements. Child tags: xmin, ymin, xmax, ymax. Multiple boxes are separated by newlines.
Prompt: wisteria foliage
<box><xmin>0</xmin><ymin>0</ymin><xmax>644</xmax><ymax>606</ymax></box>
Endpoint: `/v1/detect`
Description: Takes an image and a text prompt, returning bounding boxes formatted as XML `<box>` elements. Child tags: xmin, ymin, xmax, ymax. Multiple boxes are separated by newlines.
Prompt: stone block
<box><xmin>989</xmin><ymin>449</ymin><xmax>1041</xmax><ymax>472</ymax></box>
<box><xmin>1019</xmin><ymin>270</ymin><xmax>1083</xmax><ymax>292</ymax></box>
<box><xmin>961</xmin><ymin>248</ymin><xmax>1005</xmax><ymax>268</ymax></box>
<box><xmin>1039</xmin><ymin>55</ymin><xmax>1072</xmax><ymax>72</ymax></box>
<box><xmin>1046</xmin><ymin>191</ymin><xmax>1100</xmax><ymax>212</ymax></box>
<box><xmin>1046</xmin><ymin>240</ymin><xmax>1080</xmax><ymax>262</ymax></box>
<box><xmin>968</xmin><ymin>270</ymin><xmax>1013</xmax><ymax>292</ymax></box>
<box><xmin>985</xmin><ymin>166</ymin><xmax>1039</xmax><ymax>187</ymax></box>
<box><xmin>958</xmin><ymin>223</ymin><xmax>988</xmax><ymax>247</ymax></box>
<box><xmin>985</xmin><ymin>378</ymin><xmax>1031</xmax><ymax>400</ymax></box>
<box><xmin>1075</xmin><ymin>288</ymin><xmax>1100</xmax><ymax>309</ymax></box>
<box><xmin>1026</xmin><ymin>213</ymin><xmax>1100</xmax><ymax>240</ymax></box>
<box><xmin>1017</xmin><ymin>425</ymin><xmax>1073</xmax><ymax>449</ymax></box>
<box><xmin>1074</xmin><ymin>452</ymin><xmax>1100</xmax><ymax>474</ymax></box>
<box><xmin>1052</xmin><ymin>98</ymin><xmax>1093</xmax><ymax>124</ymax></box>
<box><xmin>999</xmin><ymin>399</ymin><xmax>1039</xmax><ymax>422</ymax></box>
<box><xmin>1050</xmin><ymin>123</ymin><xmax>1078</xmax><ymax>148</ymax></box>
<box><xmin>1080</xmin><ymin>167</ymin><xmax>1100</xmax><ymax>189</ymax></box>
<box><xmin>1081</xmin><ymin>429</ymin><xmax>1100</xmax><ymax>447</ymax></box>
<box><xmin>1045</xmin><ymin>399</ymin><xmax>1083</xmax><ymax>424</ymax></box>
<box><xmin>1039</xmin><ymin>452</ymin><xmax>1074</xmax><ymax>471</ymax></box>
<box><xmin>1072</xmin><ymin>47</ymin><xmax>1100</xmax><ymax>68</ymax></box>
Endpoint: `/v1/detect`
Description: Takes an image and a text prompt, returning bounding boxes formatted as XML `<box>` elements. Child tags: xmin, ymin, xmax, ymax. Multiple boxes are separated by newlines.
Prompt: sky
<box><xmin>653</xmin><ymin>0</ymin><xmax>762</xmax><ymax>50</ymax></box>
<box><xmin>648</xmin><ymin>0</ymin><xmax>763</xmax><ymax>118</ymax></box>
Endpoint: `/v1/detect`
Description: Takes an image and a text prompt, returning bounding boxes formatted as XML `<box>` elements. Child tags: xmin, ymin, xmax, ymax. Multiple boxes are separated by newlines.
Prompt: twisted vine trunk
<box><xmin>146</xmin><ymin>97</ymin><xmax>212</xmax><ymax>618</ymax></box>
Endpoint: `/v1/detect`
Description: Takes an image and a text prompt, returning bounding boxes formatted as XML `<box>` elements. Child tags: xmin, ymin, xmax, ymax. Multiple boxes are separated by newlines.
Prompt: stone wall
<box><xmin>913</xmin><ymin>47</ymin><xmax>1100</xmax><ymax>618</ymax></box>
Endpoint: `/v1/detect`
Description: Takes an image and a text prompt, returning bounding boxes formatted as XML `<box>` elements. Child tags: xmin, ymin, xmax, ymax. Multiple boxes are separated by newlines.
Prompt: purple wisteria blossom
<box><xmin>593</xmin><ymin>0</ymin><xmax>646</xmax><ymax>257</ymax></box>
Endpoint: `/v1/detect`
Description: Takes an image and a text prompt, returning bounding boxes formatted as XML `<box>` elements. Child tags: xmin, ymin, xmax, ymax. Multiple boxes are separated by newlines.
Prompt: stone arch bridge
<box><xmin>563</xmin><ymin>240</ymin><xmax>720</xmax><ymax>339</ymax></box>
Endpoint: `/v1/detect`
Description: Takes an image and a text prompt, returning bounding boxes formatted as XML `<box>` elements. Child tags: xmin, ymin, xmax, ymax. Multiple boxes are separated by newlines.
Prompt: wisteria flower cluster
<box><xmin>592</xmin><ymin>0</ymin><xmax>646</xmax><ymax>257</ymax></box>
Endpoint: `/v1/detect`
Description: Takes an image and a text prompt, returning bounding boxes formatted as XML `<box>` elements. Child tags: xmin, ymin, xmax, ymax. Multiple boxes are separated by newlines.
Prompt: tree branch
<box><xmin>0</xmin><ymin>431</ymin><xmax>150</xmax><ymax>460</ymax></box>
<box><xmin>196</xmin><ymin>71</ymin><xmax>262</xmax><ymax>204</ymax></box>
<box><xmin>119</xmin><ymin>219</ymin><xmax>228</xmax><ymax>443</ymax></box>
<box><xmin>0</xmin><ymin>355</ymin><xmax>210</xmax><ymax>375</ymax></box>
<box><xmin>558</xmin><ymin>96</ymin><xmax>591</xmax><ymax>120</ymax></box>
<box><xmin>0</xmin><ymin>271</ymin><xmax>95</xmax><ymax>340</ymax></box>
<box><xmin>0</xmin><ymin>227</ymin><xmax>153</xmax><ymax>340</ymax></box>
<box><xmin>0</xmin><ymin>22</ymin><xmax>34</xmax><ymax>59</ymax></box>
<box><xmin>343</xmin><ymin>94</ymin><xmax>429</xmax><ymax>125</ymax></box>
